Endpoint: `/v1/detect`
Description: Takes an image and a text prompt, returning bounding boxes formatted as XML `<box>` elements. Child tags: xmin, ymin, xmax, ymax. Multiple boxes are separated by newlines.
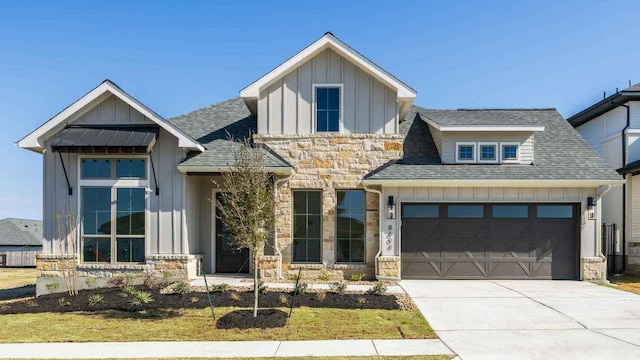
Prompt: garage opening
<box><xmin>400</xmin><ymin>203</ymin><xmax>579</xmax><ymax>280</ymax></box>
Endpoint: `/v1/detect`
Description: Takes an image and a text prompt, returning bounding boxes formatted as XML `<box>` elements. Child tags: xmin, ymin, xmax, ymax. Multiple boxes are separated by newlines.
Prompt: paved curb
<box><xmin>0</xmin><ymin>339</ymin><xmax>453</xmax><ymax>358</ymax></box>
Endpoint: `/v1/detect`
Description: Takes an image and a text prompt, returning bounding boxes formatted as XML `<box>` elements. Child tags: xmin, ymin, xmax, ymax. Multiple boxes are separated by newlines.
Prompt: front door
<box><xmin>215</xmin><ymin>193</ymin><xmax>249</xmax><ymax>273</ymax></box>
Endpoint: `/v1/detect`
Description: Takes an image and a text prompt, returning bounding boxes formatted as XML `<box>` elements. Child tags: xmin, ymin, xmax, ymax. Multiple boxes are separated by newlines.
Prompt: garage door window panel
<box><xmin>492</xmin><ymin>205</ymin><xmax>529</xmax><ymax>218</ymax></box>
<box><xmin>448</xmin><ymin>205</ymin><xmax>484</xmax><ymax>218</ymax></box>
<box><xmin>403</xmin><ymin>204</ymin><xmax>439</xmax><ymax>218</ymax></box>
<box><xmin>537</xmin><ymin>205</ymin><xmax>573</xmax><ymax>218</ymax></box>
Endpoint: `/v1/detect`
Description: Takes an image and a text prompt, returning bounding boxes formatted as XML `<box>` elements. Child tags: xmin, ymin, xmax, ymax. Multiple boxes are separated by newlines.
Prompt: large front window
<box><xmin>80</xmin><ymin>157</ymin><xmax>147</xmax><ymax>263</ymax></box>
<box><xmin>292</xmin><ymin>190</ymin><xmax>321</xmax><ymax>263</ymax></box>
<box><xmin>336</xmin><ymin>190</ymin><xmax>365</xmax><ymax>263</ymax></box>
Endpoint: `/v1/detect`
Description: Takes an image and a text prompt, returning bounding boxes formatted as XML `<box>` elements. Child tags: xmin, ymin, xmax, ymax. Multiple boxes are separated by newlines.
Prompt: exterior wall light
<box><xmin>387</xmin><ymin>195</ymin><xmax>396</xmax><ymax>219</ymax></box>
<box><xmin>587</xmin><ymin>196</ymin><xmax>596</xmax><ymax>220</ymax></box>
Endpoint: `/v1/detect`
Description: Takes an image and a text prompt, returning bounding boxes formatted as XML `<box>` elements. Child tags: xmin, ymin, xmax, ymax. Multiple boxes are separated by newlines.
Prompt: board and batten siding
<box><xmin>380</xmin><ymin>186</ymin><xmax>598</xmax><ymax>259</ymax></box>
<box><xmin>428</xmin><ymin>124</ymin><xmax>443</xmax><ymax>159</ymax></box>
<box><xmin>74</xmin><ymin>95</ymin><xmax>155</xmax><ymax>126</ymax></box>
<box><xmin>42</xmin><ymin>98</ymin><xmax>188</xmax><ymax>256</ymax></box>
<box><xmin>441</xmin><ymin>132</ymin><xmax>535</xmax><ymax>164</ymax></box>
<box><xmin>258</xmin><ymin>48</ymin><xmax>398</xmax><ymax>135</ymax></box>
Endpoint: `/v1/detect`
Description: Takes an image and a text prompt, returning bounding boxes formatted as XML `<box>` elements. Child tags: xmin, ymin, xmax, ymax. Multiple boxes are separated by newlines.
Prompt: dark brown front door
<box><xmin>401</xmin><ymin>203</ymin><xmax>578</xmax><ymax>280</ymax></box>
<box><xmin>215</xmin><ymin>193</ymin><xmax>249</xmax><ymax>273</ymax></box>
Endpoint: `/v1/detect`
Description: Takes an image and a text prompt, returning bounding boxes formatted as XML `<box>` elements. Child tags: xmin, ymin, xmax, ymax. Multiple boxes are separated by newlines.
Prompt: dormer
<box><xmin>240</xmin><ymin>33</ymin><xmax>416</xmax><ymax>135</ymax></box>
<box><xmin>422</xmin><ymin>109</ymin><xmax>546</xmax><ymax>165</ymax></box>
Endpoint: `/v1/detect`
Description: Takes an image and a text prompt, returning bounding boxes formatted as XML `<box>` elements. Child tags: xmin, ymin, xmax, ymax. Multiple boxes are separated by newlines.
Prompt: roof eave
<box><xmin>362</xmin><ymin>178</ymin><xmax>625</xmax><ymax>187</ymax></box>
<box><xmin>568</xmin><ymin>92</ymin><xmax>640</xmax><ymax>128</ymax></box>
<box><xmin>177</xmin><ymin>165</ymin><xmax>293</xmax><ymax>175</ymax></box>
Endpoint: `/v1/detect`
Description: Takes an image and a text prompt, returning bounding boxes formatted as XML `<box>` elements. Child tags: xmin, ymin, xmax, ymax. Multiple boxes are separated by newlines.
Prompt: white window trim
<box><xmin>500</xmin><ymin>142</ymin><xmax>520</xmax><ymax>163</ymax></box>
<box><xmin>478</xmin><ymin>142</ymin><xmax>499</xmax><ymax>164</ymax></box>
<box><xmin>312</xmin><ymin>83</ymin><xmax>344</xmax><ymax>134</ymax></box>
<box><xmin>77</xmin><ymin>154</ymin><xmax>150</xmax><ymax>265</ymax></box>
<box><xmin>455</xmin><ymin>142</ymin><xmax>476</xmax><ymax>164</ymax></box>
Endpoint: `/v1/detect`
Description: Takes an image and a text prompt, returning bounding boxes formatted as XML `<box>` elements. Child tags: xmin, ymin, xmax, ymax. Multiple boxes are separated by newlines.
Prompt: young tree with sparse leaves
<box><xmin>214</xmin><ymin>137</ymin><xmax>275</xmax><ymax>317</ymax></box>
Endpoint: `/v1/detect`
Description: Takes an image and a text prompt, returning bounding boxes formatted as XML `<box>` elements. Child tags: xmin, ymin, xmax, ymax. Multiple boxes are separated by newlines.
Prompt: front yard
<box><xmin>0</xmin><ymin>269</ymin><xmax>435</xmax><ymax>343</ymax></box>
<box><xmin>608</xmin><ymin>274</ymin><xmax>640</xmax><ymax>295</ymax></box>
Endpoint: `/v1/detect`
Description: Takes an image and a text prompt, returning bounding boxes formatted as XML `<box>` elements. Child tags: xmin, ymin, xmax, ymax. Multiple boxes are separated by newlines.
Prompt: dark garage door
<box><xmin>401</xmin><ymin>203</ymin><xmax>578</xmax><ymax>279</ymax></box>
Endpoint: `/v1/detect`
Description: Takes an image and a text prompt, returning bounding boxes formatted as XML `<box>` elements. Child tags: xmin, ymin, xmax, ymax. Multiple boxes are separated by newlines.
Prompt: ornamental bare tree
<box><xmin>214</xmin><ymin>138</ymin><xmax>275</xmax><ymax>317</ymax></box>
<box><xmin>55</xmin><ymin>209</ymin><xmax>79</xmax><ymax>296</ymax></box>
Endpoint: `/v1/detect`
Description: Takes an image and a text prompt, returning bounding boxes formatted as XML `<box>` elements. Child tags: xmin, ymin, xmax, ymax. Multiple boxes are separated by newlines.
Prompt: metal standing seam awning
<box><xmin>50</xmin><ymin>125</ymin><xmax>159</xmax><ymax>153</ymax></box>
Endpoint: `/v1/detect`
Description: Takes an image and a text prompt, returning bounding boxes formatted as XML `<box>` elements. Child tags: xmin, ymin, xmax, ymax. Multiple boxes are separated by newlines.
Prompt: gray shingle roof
<box><xmin>168</xmin><ymin>98</ymin><xmax>291</xmax><ymax>169</ymax></box>
<box><xmin>420</xmin><ymin>108</ymin><xmax>555</xmax><ymax>127</ymax></box>
<box><xmin>367</xmin><ymin>106</ymin><xmax>623</xmax><ymax>181</ymax></box>
<box><xmin>0</xmin><ymin>218</ymin><xmax>42</xmax><ymax>247</ymax></box>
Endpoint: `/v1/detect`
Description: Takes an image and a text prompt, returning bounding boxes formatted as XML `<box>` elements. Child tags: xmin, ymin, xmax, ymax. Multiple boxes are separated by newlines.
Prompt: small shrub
<box><xmin>211</xmin><ymin>283</ymin><xmax>230</xmax><ymax>292</ymax></box>
<box><xmin>229</xmin><ymin>292</ymin><xmax>241</xmax><ymax>301</ymax></box>
<box><xmin>357</xmin><ymin>297</ymin><xmax>367</xmax><ymax>305</ymax></box>
<box><xmin>349</xmin><ymin>273</ymin><xmax>366</xmax><ymax>282</ymax></box>
<box><xmin>329</xmin><ymin>281</ymin><xmax>347</xmax><ymax>294</ymax></box>
<box><xmin>173</xmin><ymin>281</ymin><xmax>192</xmax><ymax>296</ymax></box>
<box><xmin>366</xmin><ymin>281</ymin><xmax>387</xmax><ymax>296</ymax></box>
<box><xmin>87</xmin><ymin>294</ymin><xmax>104</xmax><ymax>306</ymax></box>
<box><xmin>293</xmin><ymin>282</ymin><xmax>308</xmax><ymax>295</ymax></box>
<box><xmin>85</xmin><ymin>277</ymin><xmax>98</xmax><ymax>289</ymax></box>
<box><xmin>162</xmin><ymin>270</ymin><xmax>173</xmax><ymax>279</ymax></box>
<box><xmin>108</xmin><ymin>275</ymin><xmax>127</xmax><ymax>288</ymax></box>
<box><xmin>143</xmin><ymin>272</ymin><xmax>162</xmax><ymax>290</ymax></box>
<box><xmin>316</xmin><ymin>271</ymin><xmax>331</xmax><ymax>281</ymax></box>
<box><xmin>130</xmin><ymin>291</ymin><xmax>154</xmax><ymax>305</ymax></box>
<box><xmin>57</xmin><ymin>297</ymin><xmax>70</xmax><ymax>306</ymax></box>
<box><xmin>288</xmin><ymin>273</ymin><xmax>302</xmax><ymax>282</ymax></box>
<box><xmin>190</xmin><ymin>296</ymin><xmax>199</xmax><ymax>303</ymax></box>
<box><xmin>257</xmin><ymin>280</ymin><xmax>268</xmax><ymax>294</ymax></box>
<box><xmin>123</xmin><ymin>285</ymin><xmax>137</xmax><ymax>296</ymax></box>
<box><xmin>124</xmin><ymin>273</ymin><xmax>136</xmax><ymax>286</ymax></box>
<box><xmin>46</xmin><ymin>282</ymin><xmax>60</xmax><ymax>293</ymax></box>
<box><xmin>316</xmin><ymin>291</ymin><xmax>326</xmax><ymax>301</ymax></box>
<box><xmin>279</xmin><ymin>294</ymin><xmax>288</xmax><ymax>305</ymax></box>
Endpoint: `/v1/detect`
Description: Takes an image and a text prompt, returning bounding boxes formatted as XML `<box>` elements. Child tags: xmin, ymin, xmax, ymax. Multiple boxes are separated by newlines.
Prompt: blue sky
<box><xmin>1</xmin><ymin>0</ymin><xmax>640</xmax><ymax>220</ymax></box>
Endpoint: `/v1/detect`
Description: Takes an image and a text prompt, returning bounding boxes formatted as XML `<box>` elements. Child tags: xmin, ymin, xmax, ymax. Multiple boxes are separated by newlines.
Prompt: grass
<box><xmin>0</xmin><ymin>306</ymin><xmax>435</xmax><ymax>343</ymax></box>
<box><xmin>0</xmin><ymin>268</ymin><xmax>36</xmax><ymax>290</ymax></box>
<box><xmin>9</xmin><ymin>357</ymin><xmax>454</xmax><ymax>360</ymax></box>
<box><xmin>607</xmin><ymin>274</ymin><xmax>640</xmax><ymax>295</ymax></box>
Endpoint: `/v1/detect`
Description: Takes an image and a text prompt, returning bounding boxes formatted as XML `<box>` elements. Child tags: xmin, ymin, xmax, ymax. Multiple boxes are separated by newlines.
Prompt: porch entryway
<box><xmin>214</xmin><ymin>193</ymin><xmax>250</xmax><ymax>273</ymax></box>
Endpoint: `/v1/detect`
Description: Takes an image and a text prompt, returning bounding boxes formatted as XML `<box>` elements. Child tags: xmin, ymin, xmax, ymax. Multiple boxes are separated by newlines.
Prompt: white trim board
<box><xmin>17</xmin><ymin>80</ymin><xmax>204</xmax><ymax>153</ymax></box>
<box><xmin>424</xmin><ymin>118</ymin><xmax>545</xmax><ymax>132</ymax></box>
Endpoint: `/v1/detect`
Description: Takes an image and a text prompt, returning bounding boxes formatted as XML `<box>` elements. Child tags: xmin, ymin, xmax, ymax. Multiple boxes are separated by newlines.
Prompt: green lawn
<box><xmin>0</xmin><ymin>306</ymin><xmax>435</xmax><ymax>343</ymax></box>
<box><xmin>0</xmin><ymin>268</ymin><xmax>36</xmax><ymax>290</ymax></box>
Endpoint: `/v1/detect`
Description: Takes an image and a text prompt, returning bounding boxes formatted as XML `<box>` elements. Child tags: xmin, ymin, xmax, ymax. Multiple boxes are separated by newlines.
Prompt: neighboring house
<box><xmin>0</xmin><ymin>218</ymin><xmax>43</xmax><ymax>253</ymax></box>
<box><xmin>570</xmin><ymin>84</ymin><xmax>640</xmax><ymax>274</ymax></box>
<box><xmin>18</xmin><ymin>33</ymin><xmax>623</xmax><ymax>294</ymax></box>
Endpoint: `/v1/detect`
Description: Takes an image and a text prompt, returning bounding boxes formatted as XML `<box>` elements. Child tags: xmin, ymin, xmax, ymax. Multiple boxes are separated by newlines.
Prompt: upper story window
<box><xmin>456</xmin><ymin>142</ymin><xmax>476</xmax><ymax>163</ymax></box>
<box><xmin>82</xmin><ymin>158</ymin><xmax>146</xmax><ymax>179</ymax></box>
<box><xmin>501</xmin><ymin>143</ymin><xmax>520</xmax><ymax>163</ymax></box>
<box><xmin>478</xmin><ymin>142</ymin><xmax>498</xmax><ymax>163</ymax></box>
<box><xmin>315</xmin><ymin>86</ymin><xmax>341</xmax><ymax>132</ymax></box>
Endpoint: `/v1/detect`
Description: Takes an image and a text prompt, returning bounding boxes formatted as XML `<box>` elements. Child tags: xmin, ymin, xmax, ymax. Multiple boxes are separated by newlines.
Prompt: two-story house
<box><xmin>18</xmin><ymin>33</ymin><xmax>623</xmax><ymax>294</ymax></box>
<box><xmin>570</xmin><ymin>84</ymin><xmax>640</xmax><ymax>275</ymax></box>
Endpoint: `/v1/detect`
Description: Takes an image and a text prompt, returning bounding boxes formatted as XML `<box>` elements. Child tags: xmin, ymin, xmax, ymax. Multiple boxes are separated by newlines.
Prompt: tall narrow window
<box><xmin>292</xmin><ymin>190</ymin><xmax>321</xmax><ymax>263</ymax></box>
<box><xmin>116</xmin><ymin>188</ymin><xmax>146</xmax><ymax>262</ymax></box>
<box><xmin>316</xmin><ymin>87</ymin><xmax>340</xmax><ymax>132</ymax></box>
<box><xmin>336</xmin><ymin>190</ymin><xmax>365</xmax><ymax>263</ymax></box>
<box><xmin>81</xmin><ymin>187</ymin><xmax>112</xmax><ymax>262</ymax></box>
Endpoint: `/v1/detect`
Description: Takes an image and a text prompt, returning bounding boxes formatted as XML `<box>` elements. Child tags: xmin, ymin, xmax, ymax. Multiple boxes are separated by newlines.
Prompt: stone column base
<box><xmin>582</xmin><ymin>256</ymin><xmax>607</xmax><ymax>282</ymax></box>
<box><xmin>377</xmin><ymin>256</ymin><xmax>401</xmax><ymax>279</ymax></box>
<box><xmin>258</xmin><ymin>255</ymin><xmax>280</xmax><ymax>280</ymax></box>
<box><xmin>35</xmin><ymin>253</ymin><xmax>203</xmax><ymax>296</ymax></box>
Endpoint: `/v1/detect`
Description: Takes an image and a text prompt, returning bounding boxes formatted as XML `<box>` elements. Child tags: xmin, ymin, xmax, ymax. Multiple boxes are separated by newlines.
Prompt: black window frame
<box><xmin>292</xmin><ymin>190</ymin><xmax>322</xmax><ymax>263</ymax></box>
<box><xmin>335</xmin><ymin>190</ymin><xmax>366</xmax><ymax>263</ymax></box>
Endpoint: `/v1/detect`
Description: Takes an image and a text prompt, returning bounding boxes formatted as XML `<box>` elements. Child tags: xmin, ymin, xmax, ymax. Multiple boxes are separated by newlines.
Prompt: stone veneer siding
<box><xmin>627</xmin><ymin>242</ymin><xmax>640</xmax><ymax>274</ymax></box>
<box><xmin>582</xmin><ymin>256</ymin><xmax>607</xmax><ymax>282</ymax></box>
<box><xmin>253</xmin><ymin>133</ymin><xmax>404</xmax><ymax>280</ymax></box>
<box><xmin>35</xmin><ymin>254</ymin><xmax>202</xmax><ymax>295</ymax></box>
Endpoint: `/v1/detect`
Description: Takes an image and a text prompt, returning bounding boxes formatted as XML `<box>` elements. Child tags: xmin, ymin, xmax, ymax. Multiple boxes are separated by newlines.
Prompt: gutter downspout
<box><xmin>273</xmin><ymin>174</ymin><xmax>292</xmax><ymax>280</ymax></box>
<box><xmin>363</xmin><ymin>183</ymin><xmax>383</xmax><ymax>279</ymax></box>
<box><xmin>620</xmin><ymin>103</ymin><xmax>630</xmax><ymax>273</ymax></box>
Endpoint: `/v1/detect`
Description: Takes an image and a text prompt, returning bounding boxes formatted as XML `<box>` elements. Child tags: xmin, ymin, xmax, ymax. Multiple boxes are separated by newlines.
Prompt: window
<box><xmin>403</xmin><ymin>204</ymin><xmax>440</xmax><ymax>218</ymax></box>
<box><xmin>82</xmin><ymin>158</ymin><xmax>146</xmax><ymax>179</ymax></box>
<box><xmin>336</xmin><ymin>190</ymin><xmax>365</xmax><ymax>263</ymax></box>
<box><xmin>80</xmin><ymin>156</ymin><xmax>148</xmax><ymax>264</ymax></box>
<box><xmin>492</xmin><ymin>205</ymin><xmax>528</xmax><ymax>218</ymax></box>
<box><xmin>448</xmin><ymin>205</ymin><xmax>484</xmax><ymax>218</ymax></box>
<box><xmin>315</xmin><ymin>86</ymin><xmax>340</xmax><ymax>132</ymax></box>
<box><xmin>81</xmin><ymin>187</ymin><xmax>146</xmax><ymax>263</ymax></box>
<box><xmin>456</xmin><ymin>142</ymin><xmax>476</xmax><ymax>163</ymax></box>
<box><xmin>536</xmin><ymin>205</ymin><xmax>573</xmax><ymax>219</ymax></box>
<box><xmin>293</xmin><ymin>191</ymin><xmax>322</xmax><ymax>263</ymax></box>
<box><xmin>501</xmin><ymin>143</ymin><xmax>519</xmax><ymax>162</ymax></box>
<box><xmin>478</xmin><ymin>142</ymin><xmax>498</xmax><ymax>163</ymax></box>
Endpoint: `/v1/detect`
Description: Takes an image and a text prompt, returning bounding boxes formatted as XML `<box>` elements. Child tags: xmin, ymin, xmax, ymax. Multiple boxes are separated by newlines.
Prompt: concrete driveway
<box><xmin>401</xmin><ymin>280</ymin><xmax>640</xmax><ymax>360</ymax></box>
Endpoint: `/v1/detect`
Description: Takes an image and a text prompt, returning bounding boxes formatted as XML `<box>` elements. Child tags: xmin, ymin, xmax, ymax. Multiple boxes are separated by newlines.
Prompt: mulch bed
<box><xmin>216</xmin><ymin>309</ymin><xmax>288</xmax><ymax>329</ymax></box>
<box><xmin>0</xmin><ymin>286</ymin><xmax>403</xmax><ymax>315</ymax></box>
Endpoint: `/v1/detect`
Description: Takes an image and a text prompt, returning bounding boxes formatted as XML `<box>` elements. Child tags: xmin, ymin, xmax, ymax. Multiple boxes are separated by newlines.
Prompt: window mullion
<box><xmin>111</xmin><ymin>187</ymin><xmax>116</xmax><ymax>264</ymax></box>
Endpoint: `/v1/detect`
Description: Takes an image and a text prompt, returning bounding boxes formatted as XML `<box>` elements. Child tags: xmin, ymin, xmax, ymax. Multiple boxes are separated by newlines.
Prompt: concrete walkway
<box><xmin>0</xmin><ymin>339</ymin><xmax>454</xmax><ymax>358</ymax></box>
<box><xmin>401</xmin><ymin>280</ymin><xmax>640</xmax><ymax>360</ymax></box>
